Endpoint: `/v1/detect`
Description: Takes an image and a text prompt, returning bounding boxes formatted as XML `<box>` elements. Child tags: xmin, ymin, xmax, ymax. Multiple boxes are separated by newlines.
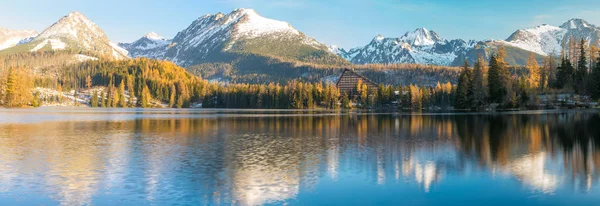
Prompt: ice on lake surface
<box><xmin>1</xmin><ymin>108</ymin><xmax>600</xmax><ymax>205</ymax></box>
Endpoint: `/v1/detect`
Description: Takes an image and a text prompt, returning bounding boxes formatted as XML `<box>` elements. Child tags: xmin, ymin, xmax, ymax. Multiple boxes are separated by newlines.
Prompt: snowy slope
<box><xmin>0</xmin><ymin>28</ymin><xmax>38</xmax><ymax>50</ymax></box>
<box><xmin>504</xmin><ymin>19</ymin><xmax>600</xmax><ymax>55</ymax></box>
<box><xmin>503</xmin><ymin>24</ymin><xmax>566</xmax><ymax>55</ymax></box>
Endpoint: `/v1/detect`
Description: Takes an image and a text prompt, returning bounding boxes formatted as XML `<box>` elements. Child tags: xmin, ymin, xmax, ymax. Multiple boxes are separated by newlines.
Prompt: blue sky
<box><xmin>1</xmin><ymin>0</ymin><xmax>599</xmax><ymax>48</ymax></box>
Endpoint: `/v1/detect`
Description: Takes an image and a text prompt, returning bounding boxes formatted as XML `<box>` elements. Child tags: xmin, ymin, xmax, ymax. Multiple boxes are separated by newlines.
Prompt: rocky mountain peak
<box><xmin>399</xmin><ymin>28</ymin><xmax>443</xmax><ymax>46</ymax></box>
<box><xmin>36</xmin><ymin>11</ymin><xmax>101</xmax><ymax>40</ymax></box>
<box><xmin>560</xmin><ymin>18</ymin><xmax>596</xmax><ymax>30</ymax></box>
<box><xmin>143</xmin><ymin>32</ymin><xmax>166</xmax><ymax>41</ymax></box>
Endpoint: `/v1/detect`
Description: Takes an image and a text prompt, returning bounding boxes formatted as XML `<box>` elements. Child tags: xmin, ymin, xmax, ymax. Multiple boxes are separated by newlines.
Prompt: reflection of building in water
<box><xmin>327</xmin><ymin>137</ymin><xmax>340</xmax><ymax>181</ymax></box>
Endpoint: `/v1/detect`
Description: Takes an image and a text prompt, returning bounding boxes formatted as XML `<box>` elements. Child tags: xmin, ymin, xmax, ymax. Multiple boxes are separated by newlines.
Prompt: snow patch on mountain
<box><xmin>31</xmin><ymin>39</ymin><xmax>66</xmax><ymax>51</ymax></box>
<box><xmin>75</xmin><ymin>54</ymin><xmax>99</xmax><ymax>62</ymax></box>
<box><xmin>109</xmin><ymin>42</ymin><xmax>129</xmax><ymax>59</ymax></box>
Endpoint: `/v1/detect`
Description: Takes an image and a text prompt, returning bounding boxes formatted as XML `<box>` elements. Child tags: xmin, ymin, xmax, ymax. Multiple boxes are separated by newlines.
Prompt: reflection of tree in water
<box><xmin>455</xmin><ymin>112</ymin><xmax>600</xmax><ymax>192</ymax></box>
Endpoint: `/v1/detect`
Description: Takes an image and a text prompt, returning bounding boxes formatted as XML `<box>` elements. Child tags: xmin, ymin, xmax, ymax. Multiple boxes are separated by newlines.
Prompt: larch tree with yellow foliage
<box><xmin>526</xmin><ymin>53</ymin><xmax>541</xmax><ymax>89</ymax></box>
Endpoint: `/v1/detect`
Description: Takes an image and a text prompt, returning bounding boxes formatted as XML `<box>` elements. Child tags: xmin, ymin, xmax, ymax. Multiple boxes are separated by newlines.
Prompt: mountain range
<box><xmin>1</xmin><ymin>9</ymin><xmax>599</xmax><ymax>69</ymax></box>
<box><xmin>332</xmin><ymin>18</ymin><xmax>600</xmax><ymax>66</ymax></box>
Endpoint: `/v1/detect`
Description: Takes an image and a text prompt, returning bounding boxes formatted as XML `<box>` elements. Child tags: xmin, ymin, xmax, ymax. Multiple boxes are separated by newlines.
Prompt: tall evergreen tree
<box><xmin>139</xmin><ymin>85</ymin><xmax>151</xmax><ymax>108</ymax></box>
<box><xmin>118</xmin><ymin>80</ymin><xmax>126</xmax><ymax>107</ymax></box>
<box><xmin>470</xmin><ymin>55</ymin><xmax>486</xmax><ymax>110</ymax></box>
<box><xmin>455</xmin><ymin>61</ymin><xmax>472</xmax><ymax>109</ymax></box>
<box><xmin>542</xmin><ymin>53</ymin><xmax>557</xmax><ymax>90</ymax></box>
<box><xmin>91</xmin><ymin>91</ymin><xmax>99</xmax><ymax>107</ymax></box>
<box><xmin>100</xmin><ymin>91</ymin><xmax>106</xmax><ymax>107</ymax></box>
<box><xmin>592</xmin><ymin>56</ymin><xmax>600</xmax><ymax>100</ymax></box>
<box><xmin>556</xmin><ymin>55</ymin><xmax>575</xmax><ymax>90</ymax></box>
<box><xmin>169</xmin><ymin>84</ymin><xmax>176</xmax><ymax>108</ymax></box>
<box><xmin>488</xmin><ymin>47</ymin><xmax>509</xmax><ymax>104</ymax></box>
<box><xmin>4</xmin><ymin>67</ymin><xmax>16</xmax><ymax>106</ymax></box>
<box><xmin>127</xmin><ymin>75</ymin><xmax>136</xmax><ymax>107</ymax></box>
<box><xmin>575</xmin><ymin>38</ymin><xmax>588</xmax><ymax>94</ymax></box>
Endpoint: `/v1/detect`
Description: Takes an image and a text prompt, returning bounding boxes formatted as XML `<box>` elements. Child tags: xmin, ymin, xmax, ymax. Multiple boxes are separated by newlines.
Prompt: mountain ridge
<box><xmin>332</xmin><ymin>18</ymin><xmax>599</xmax><ymax>66</ymax></box>
<box><xmin>0</xmin><ymin>28</ymin><xmax>38</xmax><ymax>51</ymax></box>
<box><xmin>121</xmin><ymin>8</ymin><xmax>347</xmax><ymax>67</ymax></box>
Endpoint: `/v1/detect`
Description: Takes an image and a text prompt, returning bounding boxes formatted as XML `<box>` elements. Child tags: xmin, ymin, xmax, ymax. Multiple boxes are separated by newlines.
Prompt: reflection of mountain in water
<box><xmin>0</xmin><ymin>111</ymin><xmax>600</xmax><ymax>204</ymax></box>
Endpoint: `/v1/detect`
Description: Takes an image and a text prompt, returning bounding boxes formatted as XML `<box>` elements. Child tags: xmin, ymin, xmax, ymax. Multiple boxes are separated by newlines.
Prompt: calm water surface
<box><xmin>1</xmin><ymin>108</ymin><xmax>600</xmax><ymax>205</ymax></box>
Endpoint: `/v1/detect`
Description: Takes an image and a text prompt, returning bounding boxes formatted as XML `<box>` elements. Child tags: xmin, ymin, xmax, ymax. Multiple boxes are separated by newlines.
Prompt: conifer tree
<box><xmin>100</xmin><ymin>91</ymin><xmax>106</xmax><ymax>107</ymax></box>
<box><xmin>86</xmin><ymin>75</ymin><xmax>92</xmax><ymax>89</ymax></box>
<box><xmin>4</xmin><ymin>68</ymin><xmax>33</xmax><ymax>107</ymax></box>
<box><xmin>526</xmin><ymin>52</ymin><xmax>541</xmax><ymax>89</ymax></box>
<box><xmin>455</xmin><ymin>61</ymin><xmax>472</xmax><ymax>109</ymax></box>
<box><xmin>341</xmin><ymin>94</ymin><xmax>352</xmax><ymax>109</ymax></box>
<box><xmin>118</xmin><ymin>80</ymin><xmax>126</xmax><ymax>107</ymax></box>
<box><xmin>169</xmin><ymin>84</ymin><xmax>176</xmax><ymax>108</ymax></box>
<box><xmin>106</xmin><ymin>87</ymin><xmax>113</xmax><ymax>107</ymax></box>
<box><xmin>542</xmin><ymin>53</ymin><xmax>557</xmax><ymax>90</ymax></box>
<box><xmin>91</xmin><ymin>91</ymin><xmax>99</xmax><ymax>107</ymax></box>
<box><xmin>488</xmin><ymin>50</ymin><xmax>508</xmax><ymax>104</ymax></box>
<box><xmin>127</xmin><ymin>75</ymin><xmax>136</xmax><ymax>107</ymax></box>
<box><xmin>592</xmin><ymin>56</ymin><xmax>600</xmax><ymax>100</ymax></box>
<box><xmin>5</xmin><ymin>67</ymin><xmax>16</xmax><ymax>106</ymax></box>
<box><xmin>556</xmin><ymin>55</ymin><xmax>575</xmax><ymax>89</ymax></box>
<box><xmin>575</xmin><ymin>38</ymin><xmax>588</xmax><ymax>94</ymax></box>
<box><xmin>470</xmin><ymin>55</ymin><xmax>486</xmax><ymax>110</ymax></box>
<box><xmin>139</xmin><ymin>85</ymin><xmax>151</xmax><ymax>108</ymax></box>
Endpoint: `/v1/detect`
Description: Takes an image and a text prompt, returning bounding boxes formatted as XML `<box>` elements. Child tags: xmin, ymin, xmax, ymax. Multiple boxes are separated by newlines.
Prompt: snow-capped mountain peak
<box><xmin>36</xmin><ymin>11</ymin><xmax>100</xmax><ymax>40</ymax></box>
<box><xmin>399</xmin><ymin>28</ymin><xmax>443</xmax><ymax>46</ymax></box>
<box><xmin>373</xmin><ymin>34</ymin><xmax>385</xmax><ymax>42</ymax></box>
<box><xmin>144</xmin><ymin>32</ymin><xmax>166</xmax><ymax>40</ymax></box>
<box><xmin>24</xmin><ymin>11</ymin><xmax>129</xmax><ymax>59</ymax></box>
<box><xmin>229</xmin><ymin>8</ymin><xmax>300</xmax><ymax>39</ymax></box>
<box><xmin>335</xmin><ymin>28</ymin><xmax>473</xmax><ymax>66</ymax></box>
<box><xmin>560</xmin><ymin>18</ymin><xmax>596</xmax><ymax>30</ymax></box>
<box><xmin>504</xmin><ymin>18</ymin><xmax>600</xmax><ymax>56</ymax></box>
<box><xmin>118</xmin><ymin>32</ymin><xmax>172</xmax><ymax>59</ymax></box>
<box><xmin>141</xmin><ymin>8</ymin><xmax>334</xmax><ymax>67</ymax></box>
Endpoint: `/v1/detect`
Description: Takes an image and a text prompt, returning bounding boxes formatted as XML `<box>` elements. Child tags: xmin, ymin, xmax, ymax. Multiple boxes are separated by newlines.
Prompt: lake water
<box><xmin>1</xmin><ymin>108</ymin><xmax>600</xmax><ymax>205</ymax></box>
